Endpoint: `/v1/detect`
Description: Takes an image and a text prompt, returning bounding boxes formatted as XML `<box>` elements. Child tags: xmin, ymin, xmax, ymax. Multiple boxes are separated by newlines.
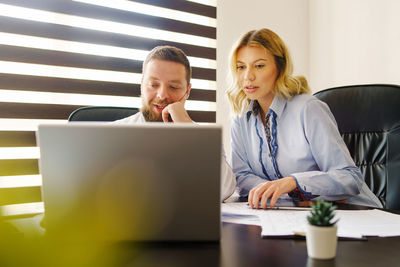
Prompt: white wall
<box><xmin>309</xmin><ymin>0</ymin><xmax>400</xmax><ymax>91</ymax></box>
<box><xmin>217</xmin><ymin>0</ymin><xmax>310</xmax><ymax>160</ymax></box>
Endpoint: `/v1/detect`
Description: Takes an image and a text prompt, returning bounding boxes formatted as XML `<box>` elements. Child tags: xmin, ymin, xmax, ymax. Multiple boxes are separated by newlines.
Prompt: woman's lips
<box><xmin>244</xmin><ymin>85</ymin><xmax>259</xmax><ymax>93</ymax></box>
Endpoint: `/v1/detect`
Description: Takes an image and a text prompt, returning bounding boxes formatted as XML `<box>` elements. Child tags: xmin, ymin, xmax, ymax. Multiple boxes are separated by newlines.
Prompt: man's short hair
<box><xmin>142</xmin><ymin>45</ymin><xmax>192</xmax><ymax>85</ymax></box>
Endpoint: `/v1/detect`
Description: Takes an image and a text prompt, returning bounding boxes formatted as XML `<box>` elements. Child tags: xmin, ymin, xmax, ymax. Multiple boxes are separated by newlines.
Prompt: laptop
<box><xmin>37</xmin><ymin>123</ymin><xmax>222</xmax><ymax>242</ymax></box>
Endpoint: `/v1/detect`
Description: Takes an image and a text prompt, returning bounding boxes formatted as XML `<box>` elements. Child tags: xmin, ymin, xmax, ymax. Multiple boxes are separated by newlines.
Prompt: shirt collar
<box><xmin>246</xmin><ymin>95</ymin><xmax>287</xmax><ymax>121</ymax></box>
<box><xmin>246</xmin><ymin>101</ymin><xmax>258</xmax><ymax>120</ymax></box>
<box><xmin>137</xmin><ymin>112</ymin><xmax>146</xmax><ymax>122</ymax></box>
<box><xmin>269</xmin><ymin>95</ymin><xmax>286</xmax><ymax>118</ymax></box>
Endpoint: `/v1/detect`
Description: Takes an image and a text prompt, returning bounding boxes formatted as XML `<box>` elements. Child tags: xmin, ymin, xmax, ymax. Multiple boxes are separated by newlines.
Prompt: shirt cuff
<box><xmin>288</xmin><ymin>175</ymin><xmax>319</xmax><ymax>201</ymax></box>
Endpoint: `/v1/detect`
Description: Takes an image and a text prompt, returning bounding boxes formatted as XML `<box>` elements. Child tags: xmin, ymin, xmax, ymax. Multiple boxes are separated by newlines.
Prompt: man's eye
<box><xmin>170</xmin><ymin>85</ymin><xmax>181</xmax><ymax>90</ymax></box>
<box><xmin>150</xmin><ymin>83</ymin><xmax>159</xmax><ymax>88</ymax></box>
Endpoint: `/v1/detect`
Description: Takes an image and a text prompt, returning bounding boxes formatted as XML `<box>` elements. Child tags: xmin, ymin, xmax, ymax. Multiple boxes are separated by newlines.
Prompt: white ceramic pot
<box><xmin>306</xmin><ymin>224</ymin><xmax>338</xmax><ymax>259</ymax></box>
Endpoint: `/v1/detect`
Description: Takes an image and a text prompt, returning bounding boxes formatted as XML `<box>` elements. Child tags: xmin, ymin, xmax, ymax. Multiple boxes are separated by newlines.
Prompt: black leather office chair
<box><xmin>68</xmin><ymin>106</ymin><xmax>139</xmax><ymax>122</ymax></box>
<box><xmin>314</xmin><ymin>84</ymin><xmax>400</xmax><ymax>210</ymax></box>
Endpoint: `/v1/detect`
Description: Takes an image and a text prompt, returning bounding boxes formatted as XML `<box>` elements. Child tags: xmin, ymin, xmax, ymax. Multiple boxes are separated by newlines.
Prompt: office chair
<box><xmin>68</xmin><ymin>106</ymin><xmax>139</xmax><ymax>122</ymax></box>
<box><xmin>314</xmin><ymin>84</ymin><xmax>400</xmax><ymax>210</ymax></box>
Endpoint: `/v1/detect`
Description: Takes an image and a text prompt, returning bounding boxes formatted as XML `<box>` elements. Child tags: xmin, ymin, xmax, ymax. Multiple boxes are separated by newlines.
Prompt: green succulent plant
<box><xmin>307</xmin><ymin>200</ymin><xmax>338</xmax><ymax>227</ymax></box>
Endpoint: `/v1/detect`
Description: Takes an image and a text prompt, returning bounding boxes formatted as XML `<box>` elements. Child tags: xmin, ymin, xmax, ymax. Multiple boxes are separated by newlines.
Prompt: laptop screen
<box><xmin>37</xmin><ymin>123</ymin><xmax>222</xmax><ymax>242</ymax></box>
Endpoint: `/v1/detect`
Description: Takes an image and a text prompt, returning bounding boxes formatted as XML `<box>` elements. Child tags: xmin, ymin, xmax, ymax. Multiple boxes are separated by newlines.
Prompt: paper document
<box><xmin>335</xmin><ymin>209</ymin><xmax>400</xmax><ymax>237</ymax></box>
<box><xmin>221</xmin><ymin>202</ymin><xmax>400</xmax><ymax>238</ymax></box>
<box><xmin>221</xmin><ymin>202</ymin><xmax>262</xmax><ymax>226</ymax></box>
<box><xmin>259</xmin><ymin>209</ymin><xmax>400</xmax><ymax>238</ymax></box>
<box><xmin>221</xmin><ymin>201</ymin><xmax>311</xmax><ymax>227</ymax></box>
<box><xmin>259</xmin><ymin>210</ymin><xmax>309</xmax><ymax>237</ymax></box>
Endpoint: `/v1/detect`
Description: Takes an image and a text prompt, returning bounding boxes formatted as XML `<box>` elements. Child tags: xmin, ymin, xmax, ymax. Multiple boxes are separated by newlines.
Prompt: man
<box><xmin>116</xmin><ymin>45</ymin><xmax>236</xmax><ymax>201</ymax></box>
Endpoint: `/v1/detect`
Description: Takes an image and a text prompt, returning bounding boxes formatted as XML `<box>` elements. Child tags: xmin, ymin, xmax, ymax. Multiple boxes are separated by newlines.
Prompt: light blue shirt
<box><xmin>231</xmin><ymin>94</ymin><xmax>382</xmax><ymax>208</ymax></box>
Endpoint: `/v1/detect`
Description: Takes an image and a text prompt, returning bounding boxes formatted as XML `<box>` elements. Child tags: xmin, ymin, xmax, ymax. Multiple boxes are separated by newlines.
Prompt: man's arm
<box><xmin>221</xmin><ymin>149</ymin><xmax>236</xmax><ymax>201</ymax></box>
<box><xmin>162</xmin><ymin>102</ymin><xmax>193</xmax><ymax>122</ymax></box>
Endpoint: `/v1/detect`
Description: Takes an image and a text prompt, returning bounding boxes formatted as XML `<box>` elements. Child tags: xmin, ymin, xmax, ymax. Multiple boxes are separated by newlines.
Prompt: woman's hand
<box><xmin>248</xmin><ymin>176</ymin><xmax>297</xmax><ymax>209</ymax></box>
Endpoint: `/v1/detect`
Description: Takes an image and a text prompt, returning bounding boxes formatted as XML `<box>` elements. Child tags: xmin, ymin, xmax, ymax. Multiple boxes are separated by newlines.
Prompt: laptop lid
<box><xmin>37</xmin><ymin>123</ymin><xmax>221</xmax><ymax>242</ymax></box>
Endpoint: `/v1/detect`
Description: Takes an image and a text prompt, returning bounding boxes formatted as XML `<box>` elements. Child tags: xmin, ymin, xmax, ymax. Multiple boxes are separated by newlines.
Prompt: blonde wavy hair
<box><xmin>226</xmin><ymin>28</ymin><xmax>311</xmax><ymax>115</ymax></box>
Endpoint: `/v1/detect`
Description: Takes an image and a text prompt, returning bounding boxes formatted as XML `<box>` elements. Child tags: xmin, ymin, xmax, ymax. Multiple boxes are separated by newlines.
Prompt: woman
<box><xmin>227</xmin><ymin>28</ymin><xmax>382</xmax><ymax>209</ymax></box>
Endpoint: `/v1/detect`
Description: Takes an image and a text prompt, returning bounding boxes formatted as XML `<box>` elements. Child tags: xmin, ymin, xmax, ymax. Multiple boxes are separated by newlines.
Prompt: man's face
<box><xmin>141</xmin><ymin>59</ymin><xmax>190</xmax><ymax>121</ymax></box>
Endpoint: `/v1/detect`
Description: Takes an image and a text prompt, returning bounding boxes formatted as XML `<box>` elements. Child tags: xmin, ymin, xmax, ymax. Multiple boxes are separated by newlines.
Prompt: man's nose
<box><xmin>157</xmin><ymin>84</ymin><xmax>169</xmax><ymax>100</ymax></box>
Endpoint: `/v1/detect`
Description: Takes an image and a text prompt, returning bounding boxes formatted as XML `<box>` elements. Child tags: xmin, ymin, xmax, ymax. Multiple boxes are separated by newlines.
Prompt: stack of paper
<box><xmin>222</xmin><ymin>202</ymin><xmax>400</xmax><ymax>238</ymax></box>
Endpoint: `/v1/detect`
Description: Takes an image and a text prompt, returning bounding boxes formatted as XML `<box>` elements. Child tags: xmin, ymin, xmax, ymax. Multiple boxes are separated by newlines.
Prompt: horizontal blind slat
<box><xmin>188</xmin><ymin>90</ymin><xmax>216</xmax><ymax>102</ymax></box>
<box><xmin>0</xmin><ymin>186</ymin><xmax>42</xmax><ymax>205</ymax></box>
<box><xmin>0</xmin><ymin>131</ymin><xmax>36</xmax><ymax>147</ymax></box>
<box><xmin>0</xmin><ymin>102</ymin><xmax>83</xmax><ymax>120</ymax></box>
<box><xmin>0</xmin><ymin>73</ymin><xmax>138</xmax><ymax>96</ymax></box>
<box><xmin>0</xmin><ymin>45</ymin><xmax>143</xmax><ymax>73</ymax></box>
<box><xmin>187</xmin><ymin>111</ymin><xmax>216</xmax><ymax>123</ymax></box>
<box><xmin>0</xmin><ymin>159</ymin><xmax>39</xmax><ymax>176</ymax></box>
<box><xmin>0</xmin><ymin>16</ymin><xmax>216</xmax><ymax>59</ymax></box>
<box><xmin>0</xmin><ymin>46</ymin><xmax>216</xmax><ymax>80</ymax></box>
<box><xmin>130</xmin><ymin>0</ymin><xmax>216</xmax><ymax>18</ymax></box>
<box><xmin>0</xmin><ymin>74</ymin><xmax>216</xmax><ymax>101</ymax></box>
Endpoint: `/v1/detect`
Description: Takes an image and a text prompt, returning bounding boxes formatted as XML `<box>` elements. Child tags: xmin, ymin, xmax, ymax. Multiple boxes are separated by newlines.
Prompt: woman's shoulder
<box><xmin>289</xmin><ymin>93</ymin><xmax>317</xmax><ymax>103</ymax></box>
<box><xmin>287</xmin><ymin>93</ymin><xmax>327</xmax><ymax>110</ymax></box>
<box><xmin>286</xmin><ymin>93</ymin><xmax>334</xmax><ymax>123</ymax></box>
<box><xmin>231</xmin><ymin>108</ymin><xmax>256</xmax><ymax>130</ymax></box>
<box><xmin>285</xmin><ymin>93</ymin><xmax>315</xmax><ymax>110</ymax></box>
<box><xmin>232</xmin><ymin>111</ymin><xmax>248</xmax><ymax>124</ymax></box>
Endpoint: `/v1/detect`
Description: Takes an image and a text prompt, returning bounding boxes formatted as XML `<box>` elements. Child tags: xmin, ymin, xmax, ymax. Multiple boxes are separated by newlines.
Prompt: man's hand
<box><xmin>162</xmin><ymin>99</ymin><xmax>192</xmax><ymax>123</ymax></box>
<box><xmin>248</xmin><ymin>176</ymin><xmax>297</xmax><ymax>209</ymax></box>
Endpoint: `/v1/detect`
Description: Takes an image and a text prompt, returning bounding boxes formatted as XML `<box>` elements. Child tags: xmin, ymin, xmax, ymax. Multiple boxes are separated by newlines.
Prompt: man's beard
<box><xmin>141</xmin><ymin>98</ymin><xmax>166</xmax><ymax>122</ymax></box>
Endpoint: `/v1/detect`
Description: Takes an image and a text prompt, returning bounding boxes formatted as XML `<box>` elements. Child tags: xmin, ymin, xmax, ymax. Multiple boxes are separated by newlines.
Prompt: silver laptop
<box><xmin>37</xmin><ymin>123</ymin><xmax>221</xmax><ymax>242</ymax></box>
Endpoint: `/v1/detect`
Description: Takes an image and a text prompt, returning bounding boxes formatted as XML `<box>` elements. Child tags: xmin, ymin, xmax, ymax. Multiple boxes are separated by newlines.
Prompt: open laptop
<box><xmin>37</xmin><ymin>123</ymin><xmax>221</xmax><ymax>242</ymax></box>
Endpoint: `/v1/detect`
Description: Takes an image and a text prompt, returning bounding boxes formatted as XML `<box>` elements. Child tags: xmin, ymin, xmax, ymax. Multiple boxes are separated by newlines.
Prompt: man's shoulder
<box><xmin>113</xmin><ymin>112</ymin><xmax>144</xmax><ymax>123</ymax></box>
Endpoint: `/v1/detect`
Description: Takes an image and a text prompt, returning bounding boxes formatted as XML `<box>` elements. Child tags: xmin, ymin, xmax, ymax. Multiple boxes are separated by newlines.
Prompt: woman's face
<box><xmin>236</xmin><ymin>45</ymin><xmax>278</xmax><ymax>106</ymax></box>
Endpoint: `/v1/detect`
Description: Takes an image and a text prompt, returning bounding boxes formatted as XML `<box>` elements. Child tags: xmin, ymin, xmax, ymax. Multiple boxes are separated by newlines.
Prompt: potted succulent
<box><xmin>306</xmin><ymin>200</ymin><xmax>339</xmax><ymax>259</ymax></box>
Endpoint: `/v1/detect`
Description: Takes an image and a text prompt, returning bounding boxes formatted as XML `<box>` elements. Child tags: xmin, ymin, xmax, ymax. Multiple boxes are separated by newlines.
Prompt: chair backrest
<box><xmin>314</xmin><ymin>84</ymin><xmax>400</xmax><ymax>209</ymax></box>
<box><xmin>68</xmin><ymin>106</ymin><xmax>139</xmax><ymax>122</ymax></box>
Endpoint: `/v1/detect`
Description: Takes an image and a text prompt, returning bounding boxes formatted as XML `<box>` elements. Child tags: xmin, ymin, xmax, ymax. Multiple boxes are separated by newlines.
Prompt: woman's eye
<box><xmin>236</xmin><ymin>65</ymin><xmax>245</xmax><ymax>70</ymax></box>
<box><xmin>255</xmin><ymin>64</ymin><xmax>264</xmax><ymax>69</ymax></box>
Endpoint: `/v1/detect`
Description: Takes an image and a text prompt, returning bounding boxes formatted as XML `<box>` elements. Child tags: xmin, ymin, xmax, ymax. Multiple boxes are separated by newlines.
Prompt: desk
<box><xmin>221</xmin><ymin>222</ymin><xmax>400</xmax><ymax>267</ymax></box>
<box><xmin>2</xmin><ymin>207</ymin><xmax>400</xmax><ymax>267</ymax></box>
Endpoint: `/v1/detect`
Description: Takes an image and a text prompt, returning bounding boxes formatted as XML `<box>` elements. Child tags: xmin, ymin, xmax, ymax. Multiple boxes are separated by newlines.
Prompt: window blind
<box><xmin>0</xmin><ymin>0</ymin><xmax>217</xmax><ymax>217</ymax></box>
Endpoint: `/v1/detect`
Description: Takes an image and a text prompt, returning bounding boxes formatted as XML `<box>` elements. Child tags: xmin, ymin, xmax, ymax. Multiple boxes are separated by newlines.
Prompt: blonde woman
<box><xmin>227</xmin><ymin>28</ymin><xmax>381</xmax><ymax>209</ymax></box>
